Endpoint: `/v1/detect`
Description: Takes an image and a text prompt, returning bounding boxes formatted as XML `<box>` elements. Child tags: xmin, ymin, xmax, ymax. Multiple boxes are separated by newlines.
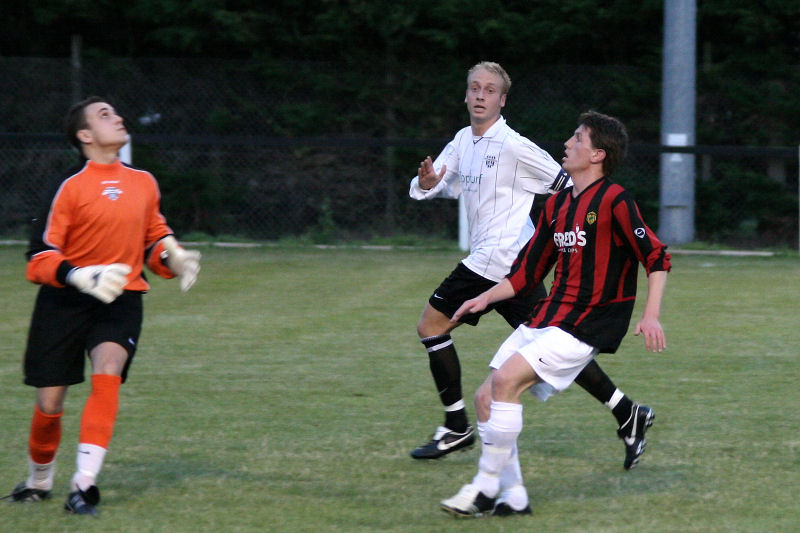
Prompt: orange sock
<box><xmin>79</xmin><ymin>374</ymin><xmax>122</xmax><ymax>448</ymax></box>
<box><xmin>29</xmin><ymin>405</ymin><xmax>62</xmax><ymax>464</ymax></box>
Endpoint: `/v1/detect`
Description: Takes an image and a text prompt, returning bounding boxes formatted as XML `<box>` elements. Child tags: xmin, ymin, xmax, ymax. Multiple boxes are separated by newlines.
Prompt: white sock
<box><xmin>498</xmin><ymin>443</ymin><xmax>528</xmax><ymax>508</ymax></box>
<box><xmin>27</xmin><ymin>456</ymin><xmax>55</xmax><ymax>490</ymax></box>
<box><xmin>500</xmin><ymin>483</ymin><xmax>529</xmax><ymax>511</ymax></box>
<box><xmin>477</xmin><ymin>420</ymin><xmax>487</xmax><ymax>441</ymax></box>
<box><xmin>605</xmin><ymin>388</ymin><xmax>624</xmax><ymax>410</ymax></box>
<box><xmin>472</xmin><ymin>401</ymin><xmax>523</xmax><ymax>498</ymax></box>
<box><xmin>71</xmin><ymin>443</ymin><xmax>106</xmax><ymax>491</ymax></box>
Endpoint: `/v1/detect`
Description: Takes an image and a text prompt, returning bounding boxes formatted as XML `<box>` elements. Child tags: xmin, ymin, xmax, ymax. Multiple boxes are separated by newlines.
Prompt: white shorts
<box><xmin>489</xmin><ymin>325</ymin><xmax>598</xmax><ymax>401</ymax></box>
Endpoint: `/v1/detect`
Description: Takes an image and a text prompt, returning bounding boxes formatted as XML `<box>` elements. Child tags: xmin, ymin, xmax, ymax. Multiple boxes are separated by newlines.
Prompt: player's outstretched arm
<box><xmin>67</xmin><ymin>263</ymin><xmax>132</xmax><ymax>303</ymax></box>
<box><xmin>634</xmin><ymin>270</ymin><xmax>667</xmax><ymax>352</ymax></box>
<box><xmin>160</xmin><ymin>236</ymin><xmax>201</xmax><ymax>292</ymax></box>
<box><xmin>451</xmin><ymin>278</ymin><xmax>516</xmax><ymax>323</ymax></box>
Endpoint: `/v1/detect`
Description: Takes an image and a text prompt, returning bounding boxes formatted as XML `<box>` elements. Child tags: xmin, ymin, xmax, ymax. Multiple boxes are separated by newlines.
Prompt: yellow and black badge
<box><xmin>586</xmin><ymin>211</ymin><xmax>597</xmax><ymax>225</ymax></box>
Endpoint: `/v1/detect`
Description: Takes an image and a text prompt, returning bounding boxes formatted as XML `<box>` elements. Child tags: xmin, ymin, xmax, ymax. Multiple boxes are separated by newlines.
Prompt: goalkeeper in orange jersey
<box><xmin>4</xmin><ymin>96</ymin><xmax>200</xmax><ymax>516</ymax></box>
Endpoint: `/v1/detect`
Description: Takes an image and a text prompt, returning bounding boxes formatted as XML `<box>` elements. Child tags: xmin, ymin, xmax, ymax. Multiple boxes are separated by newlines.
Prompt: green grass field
<box><xmin>1</xmin><ymin>244</ymin><xmax>798</xmax><ymax>532</ymax></box>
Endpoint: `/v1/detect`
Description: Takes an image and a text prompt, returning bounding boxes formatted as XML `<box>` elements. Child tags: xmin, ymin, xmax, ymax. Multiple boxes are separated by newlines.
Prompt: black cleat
<box><xmin>440</xmin><ymin>484</ymin><xmax>496</xmax><ymax>518</ymax></box>
<box><xmin>617</xmin><ymin>404</ymin><xmax>655</xmax><ymax>470</ymax></box>
<box><xmin>410</xmin><ymin>425</ymin><xmax>475</xmax><ymax>459</ymax></box>
<box><xmin>3</xmin><ymin>481</ymin><xmax>51</xmax><ymax>502</ymax></box>
<box><xmin>64</xmin><ymin>485</ymin><xmax>100</xmax><ymax>516</ymax></box>
<box><xmin>492</xmin><ymin>499</ymin><xmax>532</xmax><ymax>516</ymax></box>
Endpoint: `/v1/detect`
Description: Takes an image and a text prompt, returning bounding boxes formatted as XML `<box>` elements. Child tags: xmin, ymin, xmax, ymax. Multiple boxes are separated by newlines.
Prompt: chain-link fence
<box><xmin>1</xmin><ymin>57</ymin><xmax>797</xmax><ymax>248</ymax></box>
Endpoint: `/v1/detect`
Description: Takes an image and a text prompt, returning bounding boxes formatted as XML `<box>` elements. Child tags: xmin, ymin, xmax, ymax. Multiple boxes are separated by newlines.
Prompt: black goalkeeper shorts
<box><xmin>23</xmin><ymin>285</ymin><xmax>143</xmax><ymax>387</ymax></box>
<box><xmin>428</xmin><ymin>262</ymin><xmax>546</xmax><ymax>328</ymax></box>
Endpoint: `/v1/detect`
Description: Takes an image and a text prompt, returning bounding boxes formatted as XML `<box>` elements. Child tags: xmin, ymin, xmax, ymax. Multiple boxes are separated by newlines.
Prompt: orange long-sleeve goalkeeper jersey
<box><xmin>26</xmin><ymin>158</ymin><xmax>174</xmax><ymax>291</ymax></box>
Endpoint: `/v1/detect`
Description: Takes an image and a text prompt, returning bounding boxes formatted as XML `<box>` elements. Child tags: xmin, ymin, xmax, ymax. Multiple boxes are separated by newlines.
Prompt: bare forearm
<box><xmin>642</xmin><ymin>270</ymin><xmax>667</xmax><ymax>320</ymax></box>
<box><xmin>485</xmin><ymin>278</ymin><xmax>516</xmax><ymax>305</ymax></box>
<box><xmin>451</xmin><ymin>278</ymin><xmax>516</xmax><ymax>323</ymax></box>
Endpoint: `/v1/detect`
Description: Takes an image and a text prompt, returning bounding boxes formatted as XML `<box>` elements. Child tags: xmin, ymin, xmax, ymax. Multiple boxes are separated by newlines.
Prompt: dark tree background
<box><xmin>0</xmin><ymin>1</ymin><xmax>797</xmax><ymax>246</ymax></box>
<box><xmin>1</xmin><ymin>0</ymin><xmax>797</xmax><ymax>146</ymax></box>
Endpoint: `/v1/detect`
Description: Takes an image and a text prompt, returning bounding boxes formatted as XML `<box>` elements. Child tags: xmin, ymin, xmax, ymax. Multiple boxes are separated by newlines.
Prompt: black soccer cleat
<box><xmin>440</xmin><ymin>484</ymin><xmax>496</xmax><ymax>518</ymax></box>
<box><xmin>3</xmin><ymin>481</ymin><xmax>51</xmax><ymax>502</ymax></box>
<box><xmin>410</xmin><ymin>425</ymin><xmax>475</xmax><ymax>459</ymax></box>
<box><xmin>617</xmin><ymin>404</ymin><xmax>655</xmax><ymax>470</ymax></box>
<box><xmin>64</xmin><ymin>485</ymin><xmax>100</xmax><ymax>516</ymax></box>
<box><xmin>492</xmin><ymin>499</ymin><xmax>532</xmax><ymax>517</ymax></box>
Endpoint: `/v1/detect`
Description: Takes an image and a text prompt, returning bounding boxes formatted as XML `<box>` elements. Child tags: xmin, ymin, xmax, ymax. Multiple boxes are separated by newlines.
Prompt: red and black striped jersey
<box><xmin>507</xmin><ymin>178</ymin><xmax>671</xmax><ymax>353</ymax></box>
<box><xmin>25</xmin><ymin>158</ymin><xmax>174</xmax><ymax>291</ymax></box>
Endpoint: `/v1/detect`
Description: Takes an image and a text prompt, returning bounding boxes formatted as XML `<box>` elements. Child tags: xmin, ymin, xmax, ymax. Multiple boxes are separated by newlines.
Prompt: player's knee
<box><xmin>417</xmin><ymin>308</ymin><xmax>455</xmax><ymax>339</ymax></box>
<box><xmin>416</xmin><ymin>317</ymin><xmax>444</xmax><ymax>339</ymax></box>
<box><xmin>490</xmin><ymin>370</ymin><xmax>521</xmax><ymax>402</ymax></box>
<box><xmin>415</xmin><ymin>319</ymin><xmax>429</xmax><ymax>339</ymax></box>
<box><xmin>37</xmin><ymin>398</ymin><xmax>64</xmax><ymax>415</ymax></box>
<box><xmin>474</xmin><ymin>383</ymin><xmax>492</xmax><ymax>417</ymax></box>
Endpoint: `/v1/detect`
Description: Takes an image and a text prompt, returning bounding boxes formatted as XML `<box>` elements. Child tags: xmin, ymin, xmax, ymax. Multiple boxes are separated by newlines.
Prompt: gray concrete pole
<box><xmin>659</xmin><ymin>0</ymin><xmax>697</xmax><ymax>244</ymax></box>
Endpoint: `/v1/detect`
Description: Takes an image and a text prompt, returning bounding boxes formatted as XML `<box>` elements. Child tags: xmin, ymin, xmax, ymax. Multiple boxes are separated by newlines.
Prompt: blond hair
<box><xmin>467</xmin><ymin>61</ymin><xmax>512</xmax><ymax>94</ymax></box>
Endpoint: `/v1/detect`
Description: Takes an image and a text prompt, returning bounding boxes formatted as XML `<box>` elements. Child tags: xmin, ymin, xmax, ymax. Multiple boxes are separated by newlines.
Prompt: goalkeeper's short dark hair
<box><xmin>64</xmin><ymin>95</ymin><xmax>107</xmax><ymax>154</ymax></box>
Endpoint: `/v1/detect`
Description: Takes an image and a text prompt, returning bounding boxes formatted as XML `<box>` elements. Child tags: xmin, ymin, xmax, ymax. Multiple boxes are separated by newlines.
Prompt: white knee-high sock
<box><xmin>499</xmin><ymin>443</ymin><xmax>529</xmax><ymax>509</ymax></box>
<box><xmin>482</xmin><ymin>419</ymin><xmax>528</xmax><ymax>508</ymax></box>
<box><xmin>472</xmin><ymin>401</ymin><xmax>522</xmax><ymax>498</ymax></box>
<box><xmin>477</xmin><ymin>420</ymin><xmax>487</xmax><ymax>441</ymax></box>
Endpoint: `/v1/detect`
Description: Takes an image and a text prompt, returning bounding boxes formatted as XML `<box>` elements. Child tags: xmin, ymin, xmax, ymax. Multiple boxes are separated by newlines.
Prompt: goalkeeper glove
<box><xmin>66</xmin><ymin>263</ymin><xmax>132</xmax><ymax>303</ymax></box>
<box><xmin>160</xmin><ymin>236</ymin><xmax>201</xmax><ymax>292</ymax></box>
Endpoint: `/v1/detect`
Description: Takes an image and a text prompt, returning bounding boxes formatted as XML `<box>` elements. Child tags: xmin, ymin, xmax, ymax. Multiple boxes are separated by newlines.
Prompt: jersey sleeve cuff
<box><xmin>145</xmin><ymin>237</ymin><xmax>177</xmax><ymax>279</ymax></box>
<box><xmin>56</xmin><ymin>260</ymin><xmax>76</xmax><ymax>286</ymax></box>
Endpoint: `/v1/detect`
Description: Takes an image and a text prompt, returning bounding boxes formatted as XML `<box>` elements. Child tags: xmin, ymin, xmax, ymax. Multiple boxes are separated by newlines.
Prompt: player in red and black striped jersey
<box><xmin>441</xmin><ymin>111</ymin><xmax>670</xmax><ymax>517</ymax></box>
<box><xmin>6</xmin><ymin>97</ymin><xmax>200</xmax><ymax>516</ymax></box>
<box><xmin>509</xmin><ymin>173</ymin><xmax>671</xmax><ymax>354</ymax></box>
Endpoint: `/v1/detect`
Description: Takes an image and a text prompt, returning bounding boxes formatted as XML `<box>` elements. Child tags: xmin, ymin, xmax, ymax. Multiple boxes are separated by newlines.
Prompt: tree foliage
<box><xmin>0</xmin><ymin>0</ymin><xmax>797</xmax><ymax>145</ymax></box>
<box><xmin>697</xmin><ymin>0</ymin><xmax>800</xmax><ymax>145</ymax></box>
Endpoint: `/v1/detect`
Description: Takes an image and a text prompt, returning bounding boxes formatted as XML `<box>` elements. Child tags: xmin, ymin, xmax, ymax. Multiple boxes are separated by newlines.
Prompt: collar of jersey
<box><xmin>480</xmin><ymin>115</ymin><xmax>506</xmax><ymax>139</ymax></box>
<box><xmin>86</xmin><ymin>159</ymin><xmax>124</xmax><ymax>176</ymax></box>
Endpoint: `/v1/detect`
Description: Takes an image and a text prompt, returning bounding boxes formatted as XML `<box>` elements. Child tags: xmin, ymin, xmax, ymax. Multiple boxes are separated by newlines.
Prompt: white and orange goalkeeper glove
<box><xmin>160</xmin><ymin>236</ymin><xmax>201</xmax><ymax>292</ymax></box>
<box><xmin>67</xmin><ymin>263</ymin><xmax>132</xmax><ymax>303</ymax></box>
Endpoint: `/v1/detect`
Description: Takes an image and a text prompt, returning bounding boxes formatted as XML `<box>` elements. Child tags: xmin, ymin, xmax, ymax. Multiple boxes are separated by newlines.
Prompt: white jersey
<box><xmin>410</xmin><ymin>116</ymin><xmax>568</xmax><ymax>281</ymax></box>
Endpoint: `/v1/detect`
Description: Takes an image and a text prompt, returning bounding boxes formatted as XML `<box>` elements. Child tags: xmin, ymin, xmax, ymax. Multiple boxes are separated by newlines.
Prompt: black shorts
<box><xmin>428</xmin><ymin>262</ymin><xmax>546</xmax><ymax>328</ymax></box>
<box><xmin>23</xmin><ymin>286</ymin><xmax>143</xmax><ymax>387</ymax></box>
